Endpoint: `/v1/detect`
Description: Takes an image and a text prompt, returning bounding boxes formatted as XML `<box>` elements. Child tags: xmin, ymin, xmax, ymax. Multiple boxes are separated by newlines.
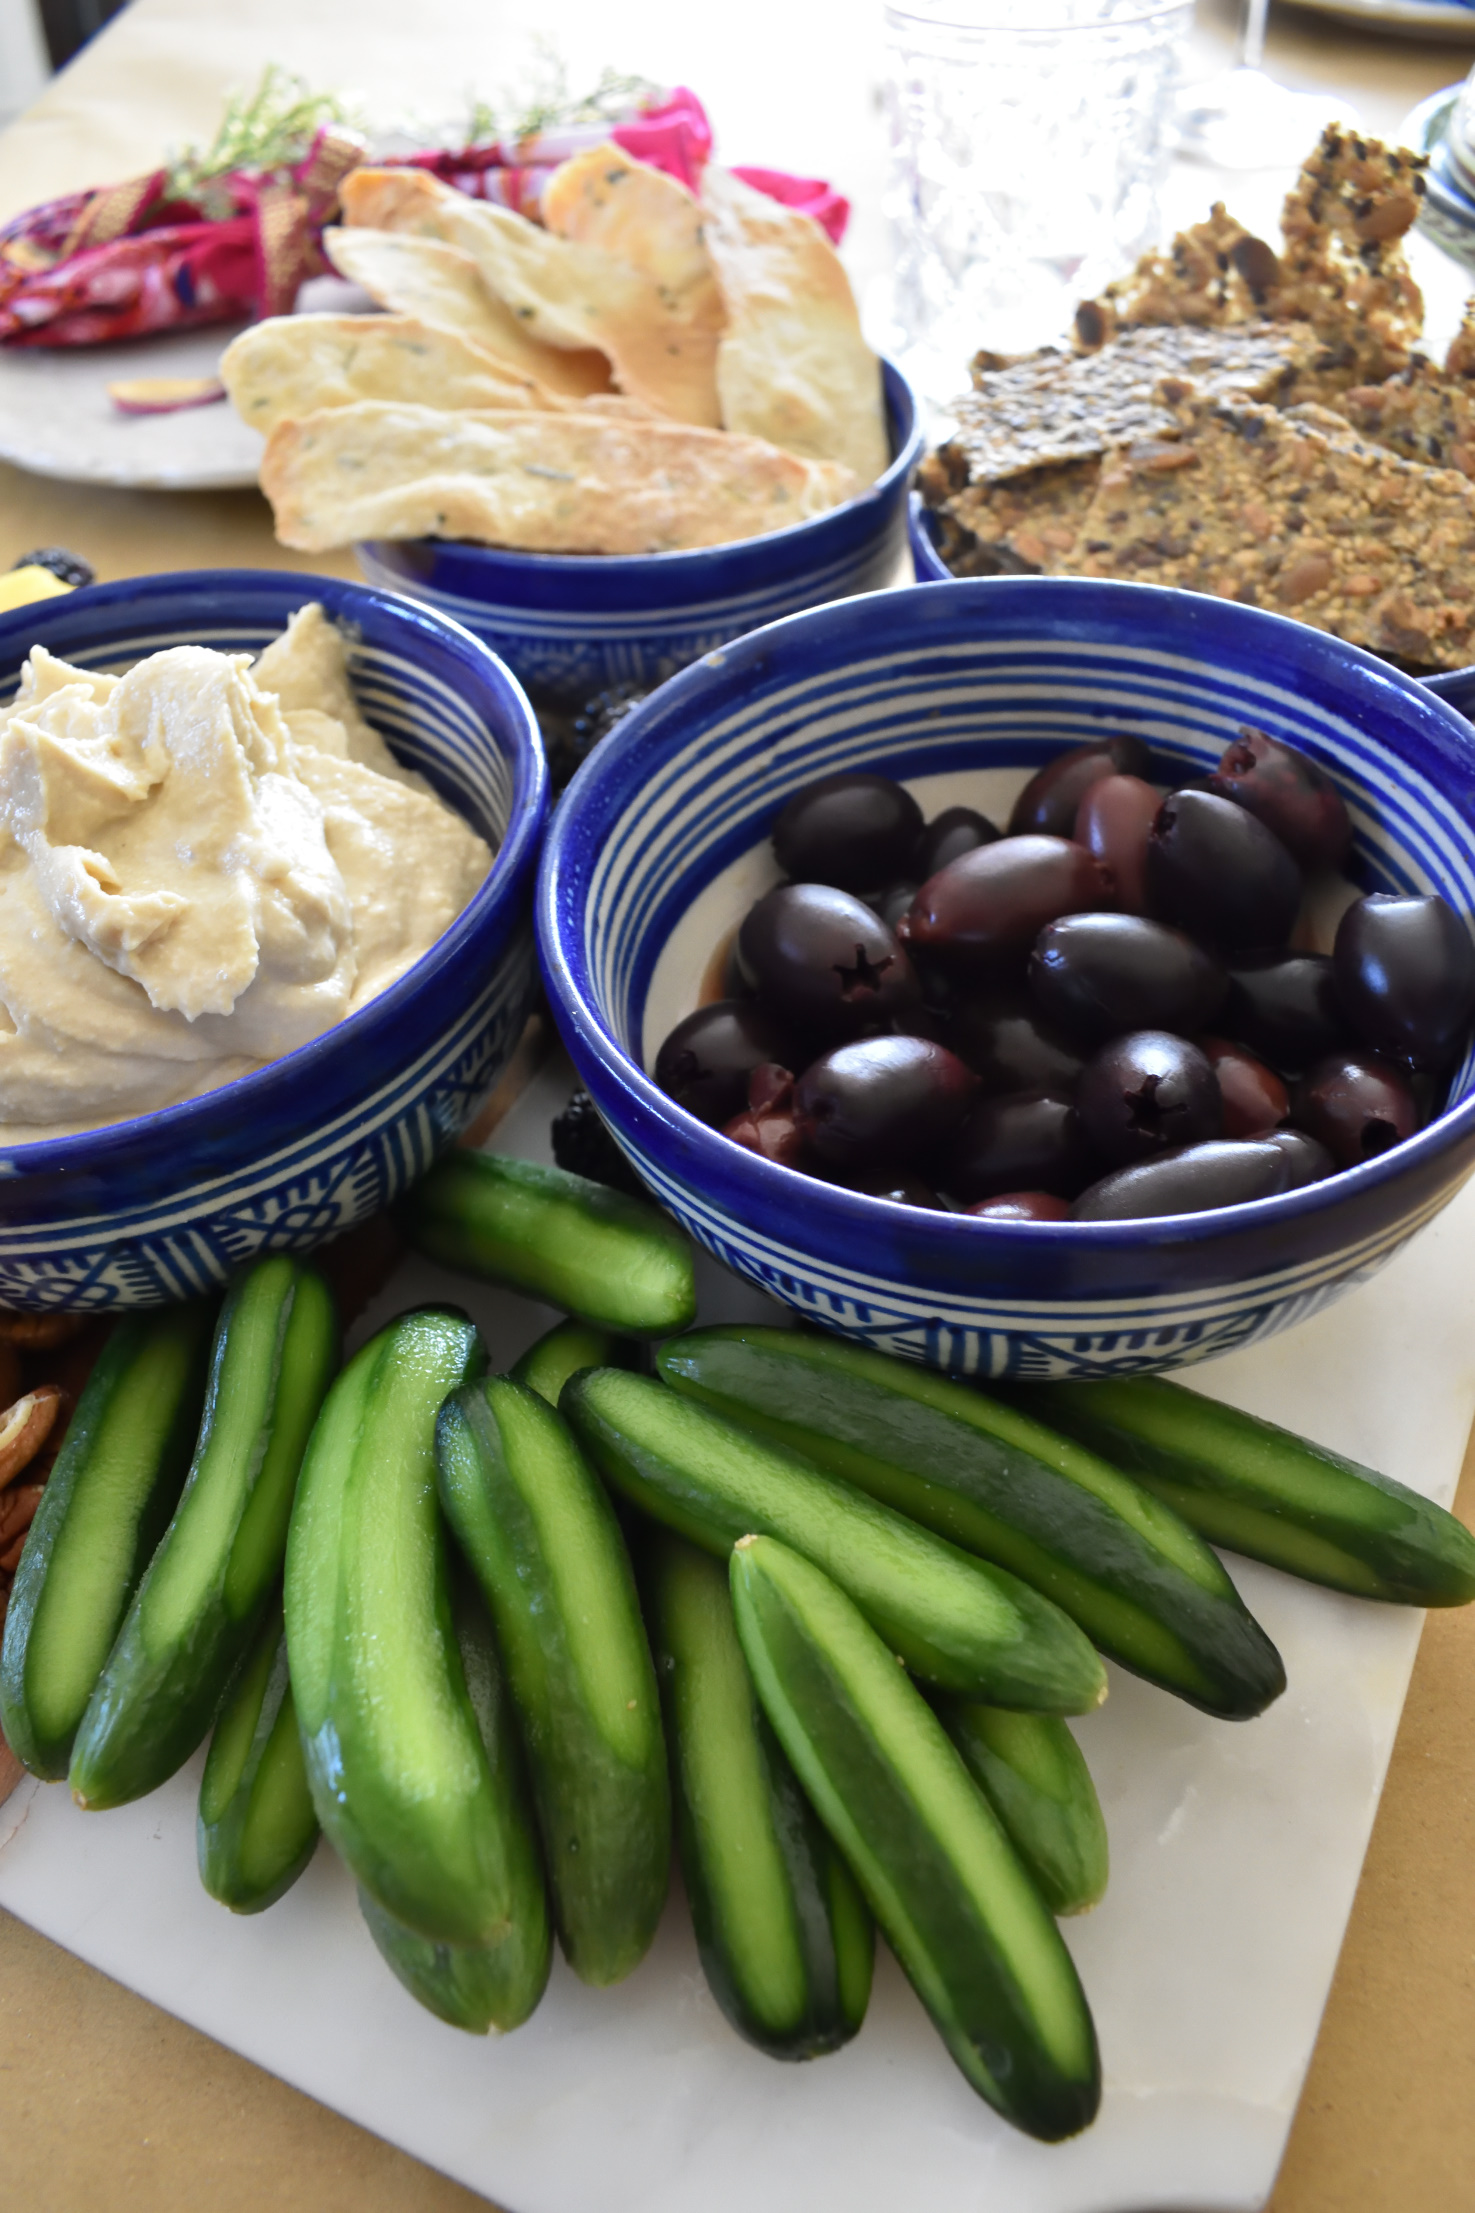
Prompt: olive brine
<box><xmin>654</xmin><ymin>733</ymin><xmax>1475</xmax><ymax>1220</ymax></box>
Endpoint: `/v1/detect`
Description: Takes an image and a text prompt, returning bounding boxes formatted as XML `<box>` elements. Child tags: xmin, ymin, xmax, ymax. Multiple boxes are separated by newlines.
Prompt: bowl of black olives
<box><xmin>538</xmin><ymin>576</ymin><xmax>1475</xmax><ymax>1379</ymax></box>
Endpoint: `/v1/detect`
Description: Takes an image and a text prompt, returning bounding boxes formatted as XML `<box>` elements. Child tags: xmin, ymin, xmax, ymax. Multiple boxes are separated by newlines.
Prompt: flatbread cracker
<box><xmin>698</xmin><ymin>165</ymin><xmax>886</xmax><ymax>486</ymax></box>
<box><xmin>340</xmin><ymin>166</ymin><xmax>721</xmax><ymax>426</ymax></box>
<box><xmin>321</xmin><ymin>227</ymin><xmax>612</xmax><ymax>398</ymax></box>
<box><xmin>258</xmin><ymin>400</ymin><xmax>858</xmax><ymax>555</ymax></box>
<box><xmin>542</xmin><ymin>141</ymin><xmax>720</xmax><ymax>315</ymax></box>
<box><xmin>221</xmin><ymin>313</ymin><xmax>564</xmax><ymax>434</ymax></box>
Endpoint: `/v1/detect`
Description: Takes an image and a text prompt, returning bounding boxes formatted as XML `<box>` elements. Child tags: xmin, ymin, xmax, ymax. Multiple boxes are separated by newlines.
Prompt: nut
<box><xmin>0</xmin><ymin>1313</ymin><xmax>89</xmax><ymax>1351</ymax></box>
<box><xmin>0</xmin><ymin>1387</ymin><xmax>62</xmax><ymax>1490</ymax></box>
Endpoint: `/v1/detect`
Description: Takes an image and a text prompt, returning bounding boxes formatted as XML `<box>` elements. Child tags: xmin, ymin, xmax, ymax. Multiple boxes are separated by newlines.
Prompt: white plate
<box><xmin>0</xmin><ymin>278</ymin><xmax>373</xmax><ymax>491</ymax></box>
<box><xmin>1</xmin><ymin>1050</ymin><xmax>1474</xmax><ymax>2213</ymax></box>
<box><xmin>0</xmin><ymin>322</ymin><xmax>263</xmax><ymax>490</ymax></box>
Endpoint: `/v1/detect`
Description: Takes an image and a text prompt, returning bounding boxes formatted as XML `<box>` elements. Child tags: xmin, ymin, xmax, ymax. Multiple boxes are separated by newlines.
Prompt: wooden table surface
<box><xmin>3</xmin><ymin>2</ymin><xmax>1475</xmax><ymax>2206</ymax></box>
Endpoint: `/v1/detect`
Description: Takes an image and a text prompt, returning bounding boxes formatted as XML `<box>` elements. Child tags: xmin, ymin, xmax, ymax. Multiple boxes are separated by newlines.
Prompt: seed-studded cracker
<box><xmin>1059</xmin><ymin>397</ymin><xmax>1475</xmax><ymax>670</ymax></box>
<box><xmin>1272</xmin><ymin>126</ymin><xmax>1426</xmax><ymax>388</ymax></box>
<box><xmin>1074</xmin><ymin>205</ymin><xmax>1283</xmax><ymax>350</ymax></box>
<box><xmin>1336</xmin><ymin>354</ymin><xmax>1475</xmax><ymax>479</ymax></box>
<box><xmin>916</xmin><ymin>454</ymin><xmax>1100</xmax><ymax>575</ymax></box>
<box><xmin>934</xmin><ymin>321</ymin><xmax>1314</xmax><ymax>485</ymax></box>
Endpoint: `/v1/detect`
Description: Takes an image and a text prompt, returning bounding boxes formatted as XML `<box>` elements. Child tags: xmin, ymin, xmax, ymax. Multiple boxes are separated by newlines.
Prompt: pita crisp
<box><xmin>221</xmin><ymin>313</ymin><xmax>565</xmax><ymax>435</ymax></box>
<box><xmin>321</xmin><ymin>226</ymin><xmax>612</xmax><ymax>397</ymax></box>
<box><xmin>699</xmin><ymin>164</ymin><xmax>888</xmax><ymax>486</ymax></box>
<box><xmin>258</xmin><ymin>401</ymin><xmax>858</xmax><ymax>554</ymax></box>
<box><xmin>340</xmin><ymin>164</ymin><xmax>721</xmax><ymax>427</ymax></box>
<box><xmin>542</xmin><ymin>140</ymin><xmax>724</xmax><ymax>327</ymax></box>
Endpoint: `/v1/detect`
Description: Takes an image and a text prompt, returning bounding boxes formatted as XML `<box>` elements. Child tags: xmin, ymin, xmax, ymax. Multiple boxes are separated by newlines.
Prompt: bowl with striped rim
<box><xmin>355</xmin><ymin>361</ymin><xmax>924</xmax><ymax>711</ymax></box>
<box><xmin>538</xmin><ymin>575</ymin><xmax>1475</xmax><ymax>1380</ymax></box>
<box><xmin>0</xmin><ymin>569</ymin><xmax>547</xmax><ymax>1310</ymax></box>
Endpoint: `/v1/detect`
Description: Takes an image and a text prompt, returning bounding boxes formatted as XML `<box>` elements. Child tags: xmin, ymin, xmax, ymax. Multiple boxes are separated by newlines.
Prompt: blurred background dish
<box><xmin>0</xmin><ymin>569</ymin><xmax>547</xmax><ymax>1308</ymax></box>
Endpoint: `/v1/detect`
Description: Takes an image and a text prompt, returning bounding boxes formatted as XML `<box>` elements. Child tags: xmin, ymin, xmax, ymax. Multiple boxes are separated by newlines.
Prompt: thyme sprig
<box><xmin>465</xmin><ymin>50</ymin><xmax>662</xmax><ymax>150</ymax></box>
<box><xmin>164</xmin><ymin>65</ymin><xmax>362</xmax><ymax>217</ymax></box>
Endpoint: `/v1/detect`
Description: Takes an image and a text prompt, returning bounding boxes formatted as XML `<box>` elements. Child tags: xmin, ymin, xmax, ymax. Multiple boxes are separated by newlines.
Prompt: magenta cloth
<box><xmin>730</xmin><ymin>164</ymin><xmax>850</xmax><ymax>244</ymax></box>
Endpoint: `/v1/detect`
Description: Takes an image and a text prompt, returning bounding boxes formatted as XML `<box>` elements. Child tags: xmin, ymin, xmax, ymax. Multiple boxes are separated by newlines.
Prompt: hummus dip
<box><xmin>0</xmin><ymin>604</ymin><xmax>491</xmax><ymax>1140</ymax></box>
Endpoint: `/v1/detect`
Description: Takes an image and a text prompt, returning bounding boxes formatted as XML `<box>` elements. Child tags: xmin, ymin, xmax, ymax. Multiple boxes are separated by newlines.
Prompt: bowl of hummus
<box><xmin>0</xmin><ymin>569</ymin><xmax>547</xmax><ymax>1309</ymax></box>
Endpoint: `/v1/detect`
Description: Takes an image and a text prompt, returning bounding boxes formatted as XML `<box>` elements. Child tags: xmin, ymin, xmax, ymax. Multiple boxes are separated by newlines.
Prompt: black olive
<box><xmin>772</xmin><ymin>772</ymin><xmax>924</xmax><ymax>891</ymax></box>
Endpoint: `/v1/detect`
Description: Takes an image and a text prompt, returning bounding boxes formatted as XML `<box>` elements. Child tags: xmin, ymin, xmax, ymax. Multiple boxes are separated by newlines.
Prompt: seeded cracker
<box><xmin>1074</xmin><ymin>205</ymin><xmax>1283</xmax><ymax>349</ymax></box>
<box><xmin>1057</xmin><ymin>398</ymin><xmax>1475</xmax><ymax>670</ymax></box>
<box><xmin>1335</xmin><ymin>317</ymin><xmax>1475</xmax><ymax>479</ymax></box>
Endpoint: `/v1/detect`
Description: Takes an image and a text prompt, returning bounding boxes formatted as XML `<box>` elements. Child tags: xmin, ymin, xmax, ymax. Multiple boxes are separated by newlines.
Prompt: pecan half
<box><xmin>0</xmin><ymin>1387</ymin><xmax>62</xmax><ymax>1491</ymax></box>
<box><xmin>0</xmin><ymin>1313</ymin><xmax>89</xmax><ymax>1351</ymax></box>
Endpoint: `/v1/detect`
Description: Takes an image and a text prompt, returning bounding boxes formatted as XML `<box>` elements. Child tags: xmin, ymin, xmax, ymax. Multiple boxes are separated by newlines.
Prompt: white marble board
<box><xmin>1</xmin><ymin>1055</ymin><xmax>1472</xmax><ymax>2213</ymax></box>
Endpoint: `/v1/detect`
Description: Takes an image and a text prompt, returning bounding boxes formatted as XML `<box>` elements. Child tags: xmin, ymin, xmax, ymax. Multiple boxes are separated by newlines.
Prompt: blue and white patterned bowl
<box><xmin>909</xmin><ymin>491</ymin><xmax>958</xmax><ymax>583</ymax></box>
<box><xmin>0</xmin><ymin>570</ymin><xmax>547</xmax><ymax>1310</ymax></box>
<box><xmin>356</xmin><ymin>361</ymin><xmax>924</xmax><ymax>708</ymax></box>
<box><xmin>538</xmin><ymin>576</ymin><xmax>1475</xmax><ymax>1380</ymax></box>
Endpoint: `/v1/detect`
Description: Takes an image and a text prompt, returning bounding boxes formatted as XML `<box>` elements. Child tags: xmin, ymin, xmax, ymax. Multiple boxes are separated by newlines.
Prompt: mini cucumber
<box><xmin>1012</xmin><ymin>1374</ymin><xmax>1475</xmax><ymax>1606</ymax></box>
<box><xmin>0</xmin><ymin>1302</ymin><xmax>216</xmax><ymax>1780</ymax></box>
<box><xmin>285</xmin><ymin>1305</ymin><xmax>542</xmax><ymax>1946</ymax></box>
<box><xmin>403</xmin><ymin>1152</ymin><xmax>696</xmax><ymax>1336</ymax></box>
<box><xmin>562</xmin><ymin>1368</ymin><xmax>1106</xmax><ymax>1713</ymax></box>
<box><xmin>658</xmin><ymin>1328</ymin><xmax>1284</xmax><ymax>1720</ymax></box>
<box><xmin>939</xmin><ymin>1704</ymin><xmax>1108</xmax><ymax>1918</ymax></box>
<box><xmin>511</xmin><ymin>1319</ymin><xmax>634</xmax><ymax>1408</ymax></box>
<box><xmin>197</xmin><ymin>1600</ymin><xmax>318</xmax><ymax>1913</ymax></box>
<box><xmin>70</xmin><ymin>1259</ymin><xmax>339</xmax><ymax>1809</ymax></box>
<box><xmin>436</xmin><ymin>1374</ymin><xmax>669</xmax><ymax>1986</ymax></box>
<box><xmin>651</xmin><ymin>1530</ymin><xmax>872</xmax><ymax>2058</ymax></box>
<box><xmin>730</xmin><ymin>1535</ymin><xmax>1100</xmax><ymax>2142</ymax></box>
<box><xmin>357</xmin><ymin>1560</ymin><xmax>551</xmax><ymax>2031</ymax></box>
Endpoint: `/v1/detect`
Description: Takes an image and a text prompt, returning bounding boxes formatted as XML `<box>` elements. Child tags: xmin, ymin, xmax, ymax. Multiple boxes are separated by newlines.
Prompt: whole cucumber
<box><xmin>1012</xmin><ymin>1374</ymin><xmax>1475</xmax><ymax>1606</ymax></box>
<box><xmin>562</xmin><ymin>1368</ymin><xmax>1106</xmax><ymax>1713</ymax></box>
<box><xmin>197</xmin><ymin>1599</ymin><xmax>319</xmax><ymax>1914</ymax></box>
<box><xmin>730</xmin><ymin>1535</ymin><xmax>1100</xmax><ymax>2143</ymax></box>
<box><xmin>651</xmin><ymin>1530</ymin><xmax>872</xmax><ymax>2058</ymax></box>
<box><xmin>939</xmin><ymin>1703</ymin><xmax>1108</xmax><ymax>1918</ymax></box>
<box><xmin>436</xmin><ymin>1374</ymin><xmax>669</xmax><ymax>1985</ymax></box>
<box><xmin>0</xmin><ymin>1302</ymin><xmax>216</xmax><ymax>1780</ymax></box>
<box><xmin>285</xmin><ymin>1305</ymin><xmax>539</xmax><ymax>1946</ymax></box>
<box><xmin>511</xmin><ymin>1318</ymin><xmax>634</xmax><ymax>1408</ymax></box>
<box><xmin>658</xmin><ymin>1328</ymin><xmax>1284</xmax><ymax>1720</ymax></box>
<box><xmin>358</xmin><ymin>1558</ymin><xmax>551</xmax><ymax>2031</ymax></box>
<box><xmin>71</xmin><ymin>1258</ymin><xmax>339</xmax><ymax>1809</ymax></box>
<box><xmin>403</xmin><ymin>1152</ymin><xmax>696</xmax><ymax>1336</ymax></box>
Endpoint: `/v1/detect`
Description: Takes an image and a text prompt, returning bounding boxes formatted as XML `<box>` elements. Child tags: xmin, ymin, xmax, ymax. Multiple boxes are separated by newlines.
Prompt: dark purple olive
<box><xmin>1072</xmin><ymin>1139</ymin><xmax>1292</xmax><ymax>1221</ymax></box>
<box><xmin>1207</xmin><ymin>727</ymin><xmax>1352</xmax><ymax>873</ymax></box>
<box><xmin>869</xmin><ymin>880</ymin><xmax>919</xmax><ymax>933</ymax></box>
<box><xmin>795</xmin><ymin>1036</ymin><xmax>978</xmax><ymax>1172</ymax></box>
<box><xmin>945</xmin><ymin>1090</ymin><xmax>1091</xmax><ymax>1203</ymax></box>
<box><xmin>1028</xmin><ymin>914</ymin><xmax>1227</xmax><ymax>1048</ymax></box>
<box><xmin>1145</xmin><ymin>788</ymin><xmax>1302</xmax><ymax>953</ymax></box>
<box><xmin>1261</xmin><ymin>1127</ymin><xmax>1336</xmax><ymax>1188</ymax></box>
<box><xmin>1293</xmin><ymin>1053</ymin><xmax>1420</xmax><ymax>1169</ymax></box>
<box><xmin>1221</xmin><ymin>953</ymin><xmax>1349</xmax><ymax>1072</ymax></box>
<box><xmin>722</xmin><ymin>1088</ymin><xmax>807</xmax><ymax>1167</ymax></box>
<box><xmin>1074</xmin><ymin>774</ymin><xmax>1160</xmax><ymax>915</ymax></box>
<box><xmin>654</xmin><ymin>1000</ymin><xmax>792</xmax><ymax>1126</ymax></box>
<box><xmin>913</xmin><ymin>806</ymin><xmax>1001</xmax><ymax>881</ymax></box>
<box><xmin>967</xmin><ymin>1190</ymin><xmax>1072</xmax><ymax>1222</ymax></box>
<box><xmin>948</xmin><ymin>993</ymin><xmax>1087</xmax><ymax>1097</ymax></box>
<box><xmin>899</xmin><ymin>836</ymin><xmax>1116</xmax><ymax>977</ymax></box>
<box><xmin>1008</xmin><ymin>735</ymin><xmax>1154</xmax><ymax>837</ymax></box>
<box><xmin>1333</xmin><ymin>893</ymin><xmax>1475</xmax><ymax>1070</ymax></box>
<box><xmin>1200</xmin><ymin>1037</ymin><xmax>1290</xmax><ymax>1139</ymax></box>
<box><xmin>737</xmin><ymin>883</ymin><xmax>921</xmax><ymax>1045</ymax></box>
<box><xmin>1075</xmin><ymin>1030</ymin><xmax>1222</xmax><ymax>1167</ymax></box>
<box><xmin>823</xmin><ymin>1167</ymin><xmax>947</xmax><ymax>1208</ymax></box>
<box><xmin>772</xmin><ymin>772</ymin><xmax>923</xmax><ymax>891</ymax></box>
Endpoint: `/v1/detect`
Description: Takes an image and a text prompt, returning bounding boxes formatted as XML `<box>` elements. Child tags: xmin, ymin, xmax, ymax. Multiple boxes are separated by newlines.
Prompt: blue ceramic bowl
<box><xmin>0</xmin><ymin>571</ymin><xmax>547</xmax><ymax>1310</ymax></box>
<box><xmin>538</xmin><ymin>576</ymin><xmax>1475</xmax><ymax>1380</ymax></box>
<box><xmin>356</xmin><ymin>361</ymin><xmax>924</xmax><ymax>708</ymax></box>
<box><xmin>908</xmin><ymin>490</ymin><xmax>955</xmax><ymax>584</ymax></box>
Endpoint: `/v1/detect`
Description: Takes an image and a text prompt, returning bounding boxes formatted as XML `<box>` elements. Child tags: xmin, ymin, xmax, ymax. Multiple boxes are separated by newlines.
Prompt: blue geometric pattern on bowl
<box><xmin>0</xmin><ymin>571</ymin><xmax>547</xmax><ymax>1310</ymax></box>
<box><xmin>355</xmin><ymin>360</ymin><xmax>924</xmax><ymax>707</ymax></box>
<box><xmin>1406</xmin><ymin>84</ymin><xmax>1475</xmax><ymax>277</ymax></box>
<box><xmin>538</xmin><ymin>575</ymin><xmax>1475</xmax><ymax>1379</ymax></box>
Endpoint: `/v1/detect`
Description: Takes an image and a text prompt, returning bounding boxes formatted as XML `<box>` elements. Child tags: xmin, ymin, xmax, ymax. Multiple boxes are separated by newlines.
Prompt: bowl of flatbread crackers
<box><xmin>225</xmin><ymin>147</ymin><xmax>920</xmax><ymax>706</ymax></box>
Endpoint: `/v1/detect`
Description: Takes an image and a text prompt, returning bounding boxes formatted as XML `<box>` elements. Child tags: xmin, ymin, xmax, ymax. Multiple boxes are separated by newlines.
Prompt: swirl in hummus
<box><xmin>0</xmin><ymin>604</ymin><xmax>492</xmax><ymax>1140</ymax></box>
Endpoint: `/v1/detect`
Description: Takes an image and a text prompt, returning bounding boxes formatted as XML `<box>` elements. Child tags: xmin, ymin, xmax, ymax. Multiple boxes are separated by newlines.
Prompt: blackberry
<box><xmin>550</xmin><ymin>1089</ymin><xmax>646</xmax><ymax>1199</ymax></box>
<box><xmin>13</xmin><ymin>547</ymin><xmax>94</xmax><ymax>588</ymax></box>
<box><xmin>537</xmin><ymin>683</ymin><xmax>649</xmax><ymax>792</ymax></box>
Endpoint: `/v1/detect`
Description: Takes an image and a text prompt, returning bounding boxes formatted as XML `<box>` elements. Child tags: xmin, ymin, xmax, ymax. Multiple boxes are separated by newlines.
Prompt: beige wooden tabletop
<box><xmin>3</xmin><ymin>2</ymin><xmax>1475</xmax><ymax>2207</ymax></box>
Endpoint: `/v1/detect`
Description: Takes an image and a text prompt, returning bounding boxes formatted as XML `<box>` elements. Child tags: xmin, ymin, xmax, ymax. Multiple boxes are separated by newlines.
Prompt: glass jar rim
<box><xmin>883</xmin><ymin>0</ymin><xmax>1190</xmax><ymax>31</ymax></box>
